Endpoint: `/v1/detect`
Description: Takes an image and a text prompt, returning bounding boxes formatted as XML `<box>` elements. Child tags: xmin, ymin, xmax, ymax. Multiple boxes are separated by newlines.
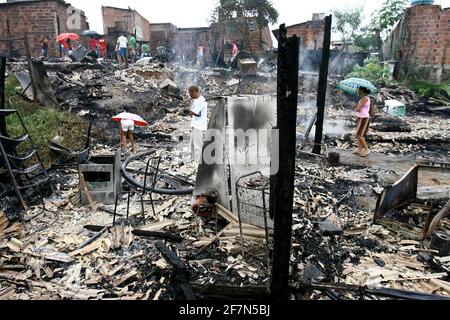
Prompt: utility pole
<box><xmin>270</xmin><ymin>24</ymin><xmax>299</xmax><ymax>301</ymax></box>
<box><xmin>375</xmin><ymin>28</ymin><xmax>384</xmax><ymax>62</ymax></box>
<box><xmin>0</xmin><ymin>57</ymin><xmax>7</xmax><ymax>137</ymax></box>
<box><xmin>312</xmin><ymin>15</ymin><xmax>332</xmax><ymax>155</ymax></box>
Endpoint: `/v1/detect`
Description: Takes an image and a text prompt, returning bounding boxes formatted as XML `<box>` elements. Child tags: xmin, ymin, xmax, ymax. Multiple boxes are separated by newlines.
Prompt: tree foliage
<box><xmin>333</xmin><ymin>8</ymin><xmax>363</xmax><ymax>45</ymax></box>
<box><xmin>371</xmin><ymin>0</ymin><xmax>408</xmax><ymax>34</ymax></box>
<box><xmin>210</xmin><ymin>0</ymin><xmax>278</xmax><ymax>53</ymax></box>
<box><xmin>347</xmin><ymin>58</ymin><xmax>396</xmax><ymax>86</ymax></box>
<box><xmin>213</xmin><ymin>0</ymin><xmax>279</xmax><ymax>28</ymax></box>
<box><xmin>354</xmin><ymin>33</ymin><xmax>377</xmax><ymax>50</ymax></box>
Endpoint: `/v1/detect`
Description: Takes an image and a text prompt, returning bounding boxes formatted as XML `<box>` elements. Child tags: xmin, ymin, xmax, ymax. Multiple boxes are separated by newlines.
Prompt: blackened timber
<box><xmin>155</xmin><ymin>241</ymin><xmax>196</xmax><ymax>300</ymax></box>
<box><xmin>0</xmin><ymin>57</ymin><xmax>7</xmax><ymax>137</ymax></box>
<box><xmin>270</xmin><ymin>24</ymin><xmax>299</xmax><ymax>300</ymax></box>
<box><xmin>23</xmin><ymin>33</ymin><xmax>36</xmax><ymax>102</ymax></box>
<box><xmin>191</xmin><ymin>284</ymin><xmax>270</xmax><ymax>300</ymax></box>
<box><xmin>312</xmin><ymin>15</ymin><xmax>332</xmax><ymax>155</ymax></box>
<box><xmin>6</xmin><ymin>20</ymin><xmax>13</xmax><ymax>59</ymax></box>
<box><xmin>84</xmin><ymin>225</ymin><xmax>183</xmax><ymax>243</ymax></box>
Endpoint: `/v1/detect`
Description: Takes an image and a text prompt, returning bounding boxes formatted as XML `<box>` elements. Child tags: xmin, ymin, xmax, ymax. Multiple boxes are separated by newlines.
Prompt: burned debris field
<box><xmin>1</xmin><ymin>0</ymin><xmax>450</xmax><ymax>302</ymax></box>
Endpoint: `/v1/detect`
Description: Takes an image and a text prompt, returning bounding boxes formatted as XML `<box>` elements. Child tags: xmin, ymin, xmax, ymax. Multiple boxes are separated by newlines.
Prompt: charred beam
<box><xmin>191</xmin><ymin>284</ymin><xmax>270</xmax><ymax>300</ymax></box>
<box><xmin>84</xmin><ymin>225</ymin><xmax>183</xmax><ymax>243</ymax></box>
<box><xmin>312</xmin><ymin>15</ymin><xmax>332</xmax><ymax>155</ymax></box>
<box><xmin>270</xmin><ymin>24</ymin><xmax>299</xmax><ymax>300</ymax></box>
<box><xmin>6</xmin><ymin>19</ymin><xmax>13</xmax><ymax>59</ymax></box>
<box><xmin>0</xmin><ymin>57</ymin><xmax>7</xmax><ymax>137</ymax></box>
<box><xmin>155</xmin><ymin>241</ymin><xmax>196</xmax><ymax>301</ymax></box>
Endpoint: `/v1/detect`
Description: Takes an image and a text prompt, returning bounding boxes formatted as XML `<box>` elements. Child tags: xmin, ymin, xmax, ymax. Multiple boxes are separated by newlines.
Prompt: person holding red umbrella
<box><xmin>98</xmin><ymin>38</ymin><xmax>107</xmax><ymax>57</ymax></box>
<box><xmin>56</xmin><ymin>33</ymin><xmax>79</xmax><ymax>57</ymax></box>
<box><xmin>112</xmin><ymin>110</ymin><xmax>149</xmax><ymax>154</ymax></box>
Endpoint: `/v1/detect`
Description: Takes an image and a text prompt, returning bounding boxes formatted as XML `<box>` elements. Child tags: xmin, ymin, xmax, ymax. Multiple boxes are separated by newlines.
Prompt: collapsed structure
<box><xmin>0</xmin><ymin>0</ymin><xmax>449</xmax><ymax>302</ymax></box>
<box><xmin>384</xmin><ymin>2</ymin><xmax>450</xmax><ymax>82</ymax></box>
<box><xmin>0</xmin><ymin>0</ymin><xmax>89</xmax><ymax>57</ymax></box>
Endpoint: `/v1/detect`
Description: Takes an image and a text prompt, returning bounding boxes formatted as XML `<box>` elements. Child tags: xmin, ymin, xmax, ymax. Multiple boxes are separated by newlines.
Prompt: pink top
<box><xmin>357</xmin><ymin>98</ymin><xmax>370</xmax><ymax>118</ymax></box>
<box><xmin>232</xmin><ymin>44</ymin><xmax>239</xmax><ymax>56</ymax></box>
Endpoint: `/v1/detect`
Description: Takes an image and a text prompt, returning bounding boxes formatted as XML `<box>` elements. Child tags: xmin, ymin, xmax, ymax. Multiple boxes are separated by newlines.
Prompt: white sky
<box><xmin>1</xmin><ymin>0</ymin><xmax>450</xmax><ymax>34</ymax></box>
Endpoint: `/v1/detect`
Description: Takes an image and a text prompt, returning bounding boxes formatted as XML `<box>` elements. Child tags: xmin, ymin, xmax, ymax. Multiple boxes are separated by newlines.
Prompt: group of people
<box><xmin>39</xmin><ymin>34</ymin><xmax>108</xmax><ymax>60</ymax></box>
<box><xmin>39</xmin><ymin>35</ymin><xmax>75</xmax><ymax>59</ymax></box>
<box><xmin>195</xmin><ymin>42</ymin><xmax>239</xmax><ymax>68</ymax></box>
<box><xmin>115</xmin><ymin>34</ymin><xmax>150</xmax><ymax>66</ymax></box>
<box><xmin>120</xmin><ymin>84</ymin><xmax>373</xmax><ymax>162</ymax></box>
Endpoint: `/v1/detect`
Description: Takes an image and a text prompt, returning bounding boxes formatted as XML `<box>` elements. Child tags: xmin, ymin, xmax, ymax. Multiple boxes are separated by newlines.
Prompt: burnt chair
<box><xmin>113</xmin><ymin>156</ymin><xmax>162</xmax><ymax>226</ymax></box>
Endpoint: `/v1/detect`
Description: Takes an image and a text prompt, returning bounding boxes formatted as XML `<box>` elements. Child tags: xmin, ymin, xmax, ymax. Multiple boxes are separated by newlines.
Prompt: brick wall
<box><xmin>274</xmin><ymin>19</ymin><xmax>325</xmax><ymax>51</ymax></box>
<box><xmin>150</xmin><ymin>23</ymin><xmax>177</xmax><ymax>51</ymax></box>
<box><xmin>0</xmin><ymin>0</ymin><xmax>88</xmax><ymax>58</ymax></box>
<box><xmin>174</xmin><ymin>29</ymin><xmax>211</xmax><ymax>62</ymax></box>
<box><xmin>385</xmin><ymin>5</ymin><xmax>450</xmax><ymax>82</ymax></box>
<box><xmin>102</xmin><ymin>6</ymin><xmax>150</xmax><ymax>42</ymax></box>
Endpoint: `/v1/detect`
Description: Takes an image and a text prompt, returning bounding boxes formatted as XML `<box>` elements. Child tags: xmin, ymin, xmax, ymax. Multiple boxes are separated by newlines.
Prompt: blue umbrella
<box><xmin>337</xmin><ymin>78</ymin><xmax>378</xmax><ymax>96</ymax></box>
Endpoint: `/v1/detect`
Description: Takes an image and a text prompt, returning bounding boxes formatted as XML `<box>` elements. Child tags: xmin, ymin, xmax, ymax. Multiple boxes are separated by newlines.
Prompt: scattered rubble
<box><xmin>1</xmin><ymin>50</ymin><xmax>449</xmax><ymax>301</ymax></box>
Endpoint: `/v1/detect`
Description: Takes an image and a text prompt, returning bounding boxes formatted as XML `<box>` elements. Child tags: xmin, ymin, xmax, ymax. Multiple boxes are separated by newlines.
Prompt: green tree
<box><xmin>333</xmin><ymin>7</ymin><xmax>363</xmax><ymax>50</ymax></box>
<box><xmin>371</xmin><ymin>0</ymin><xmax>408</xmax><ymax>36</ymax></box>
<box><xmin>354</xmin><ymin>33</ymin><xmax>377</xmax><ymax>51</ymax></box>
<box><xmin>211</xmin><ymin>0</ymin><xmax>279</xmax><ymax>52</ymax></box>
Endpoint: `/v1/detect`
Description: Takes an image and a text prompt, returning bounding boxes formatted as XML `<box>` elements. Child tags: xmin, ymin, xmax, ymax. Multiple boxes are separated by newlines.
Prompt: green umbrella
<box><xmin>337</xmin><ymin>78</ymin><xmax>378</xmax><ymax>96</ymax></box>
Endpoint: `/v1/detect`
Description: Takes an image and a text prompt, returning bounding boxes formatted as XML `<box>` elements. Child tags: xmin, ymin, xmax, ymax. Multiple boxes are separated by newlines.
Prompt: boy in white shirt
<box><xmin>188</xmin><ymin>86</ymin><xmax>208</xmax><ymax>164</ymax></box>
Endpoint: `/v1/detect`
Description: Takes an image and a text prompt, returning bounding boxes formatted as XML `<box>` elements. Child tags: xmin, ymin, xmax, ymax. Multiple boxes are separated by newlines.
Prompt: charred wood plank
<box><xmin>191</xmin><ymin>283</ymin><xmax>270</xmax><ymax>300</ymax></box>
<box><xmin>312</xmin><ymin>15</ymin><xmax>332</xmax><ymax>155</ymax></box>
<box><xmin>270</xmin><ymin>24</ymin><xmax>299</xmax><ymax>300</ymax></box>
<box><xmin>154</xmin><ymin>241</ymin><xmax>196</xmax><ymax>300</ymax></box>
<box><xmin>77</xmin><ymin>227</ymin><xmax>107</xmax><ymax>250</ymax></box>
<box><xmin>84</xmin><ymin>225</ymin><xmax>183</xmax><ymax>243</ymax></box>
<box><xmin>0</xmin><ymin>56</ymin><xmax>7</xmax><ymax>137</ymax></box>
<box><xmin>304</xmin><ymin>282</ymin><xmax>450</xmax><ymax>301</ymax></box>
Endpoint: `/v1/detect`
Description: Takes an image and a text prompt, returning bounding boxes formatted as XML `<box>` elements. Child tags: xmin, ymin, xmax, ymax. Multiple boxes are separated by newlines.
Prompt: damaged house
<box><xmin>102</xmin><ymin>5</ymin><xmax>151</xmax><ymax>55</ymax></box>
<box><xmin>0</xmin><ymin>0</ymin><xmax>89</xmax><ymax>57</ymax></box>
<box><xmin>384</xmin><ymin>2</ymin><xmax>450</xmax><ymax>82</ymax></box>
<box><xmin>149</xmin><ymin>23</ymin><xmax>178</xmax><ymax>52</ymax></box>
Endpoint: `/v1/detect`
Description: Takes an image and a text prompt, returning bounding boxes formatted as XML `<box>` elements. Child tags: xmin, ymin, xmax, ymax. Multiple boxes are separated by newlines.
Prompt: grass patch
<box><xmin>4</xmin><ymin>75</ymin><xmax>87</xmax><ymax>167</ymax></box>
<box><xmin>408</xmin><ymin>80</ymin><xmax>450</xmax><ymax>104</ymax></box>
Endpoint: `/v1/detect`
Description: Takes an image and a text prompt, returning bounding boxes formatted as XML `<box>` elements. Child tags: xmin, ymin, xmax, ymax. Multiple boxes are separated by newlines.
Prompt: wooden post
<box><xmin>6</xmin><ymin>19</ymin><xmax>13</xmax><ymax>59</ymax></box>
<box><xmin>375</xmin><ymin>28</ymin><xmax>384</xmax><ymax>62</ymax></box>
<box><xmin>270</xmin><ymin>24</ymin><xmax>299</xmax><ymax>301</ymax></box>
<box><xmin>0</xmin><ymin>57</ymin><xmax>7</xmax><ymax>137</ymax></box>
<box><xmin>23</xmin><ymin>33</ymin><xmax>36</xmax><ymax>101</ymax></box>
<box><xmin>312</xmin><ymin>15</ymin><xmax>332</xmax><ymax>155</ymax></box>
<box><xmin>0</xmin><ymin>56</ymin><xmax>5</xmax><ymax>109</ymax></box>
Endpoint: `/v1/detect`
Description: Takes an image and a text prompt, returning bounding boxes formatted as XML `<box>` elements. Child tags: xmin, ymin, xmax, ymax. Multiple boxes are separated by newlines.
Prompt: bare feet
<box><xmin>359</xmin><ymin>149</ymin><xmax>370</xmax><ymax>157</ymax></box>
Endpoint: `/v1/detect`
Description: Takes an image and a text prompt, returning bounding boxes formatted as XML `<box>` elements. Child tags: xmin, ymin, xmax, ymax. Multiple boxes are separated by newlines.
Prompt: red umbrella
<box><xmin>56</xmin><ymin>33</ymin><xmax>79</xmax><ymax>42</ymax></box>
<box><xmin>112</xmin><ymin>112</ymin><xmax>149</xmax><ymax>127</ymax></box>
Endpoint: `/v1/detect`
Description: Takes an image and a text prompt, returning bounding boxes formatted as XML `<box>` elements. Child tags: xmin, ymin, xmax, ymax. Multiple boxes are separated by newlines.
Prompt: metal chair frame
<box><xmin>113</xmin><ymin>156</ymin><xmax>161</xmax><ymax>226</ymax></box>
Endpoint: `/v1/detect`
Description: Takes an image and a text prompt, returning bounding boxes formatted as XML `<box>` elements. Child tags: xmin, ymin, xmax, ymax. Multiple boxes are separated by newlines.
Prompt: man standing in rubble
<box><xmin>129</xmin><ymin>35</ymin><xmax>137</xmax><ymax>63</ymax></box>
<box><xmin>116</xmin><ymin>34</ymin><xmax>128</xmax><ymax>66</ymax></box>
<box><xmin>188</xmin><ymin>86</ymin><xmax>208</xmax><ymax>164</ymax></box>
<box><xmin>197</xmin><ymin>44</ymin><xmax>204</xmax><ymax>68</ymax></box>
<box><xmin>40</xmin><ymin>35</ymin><xmax>49</xmax><ymax>60</ymax></box>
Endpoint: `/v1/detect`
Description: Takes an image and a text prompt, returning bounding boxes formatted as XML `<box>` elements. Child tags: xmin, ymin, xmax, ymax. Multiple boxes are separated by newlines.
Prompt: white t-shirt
<box><xmin>191</xmin><ymin>96</ymin><xmax>208</xmax><ymax>131</ymax></box>
<box><xmin>117</xmin><ymin>36</ymin><xmax>128</xmax><ymax>49</ymax></box>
